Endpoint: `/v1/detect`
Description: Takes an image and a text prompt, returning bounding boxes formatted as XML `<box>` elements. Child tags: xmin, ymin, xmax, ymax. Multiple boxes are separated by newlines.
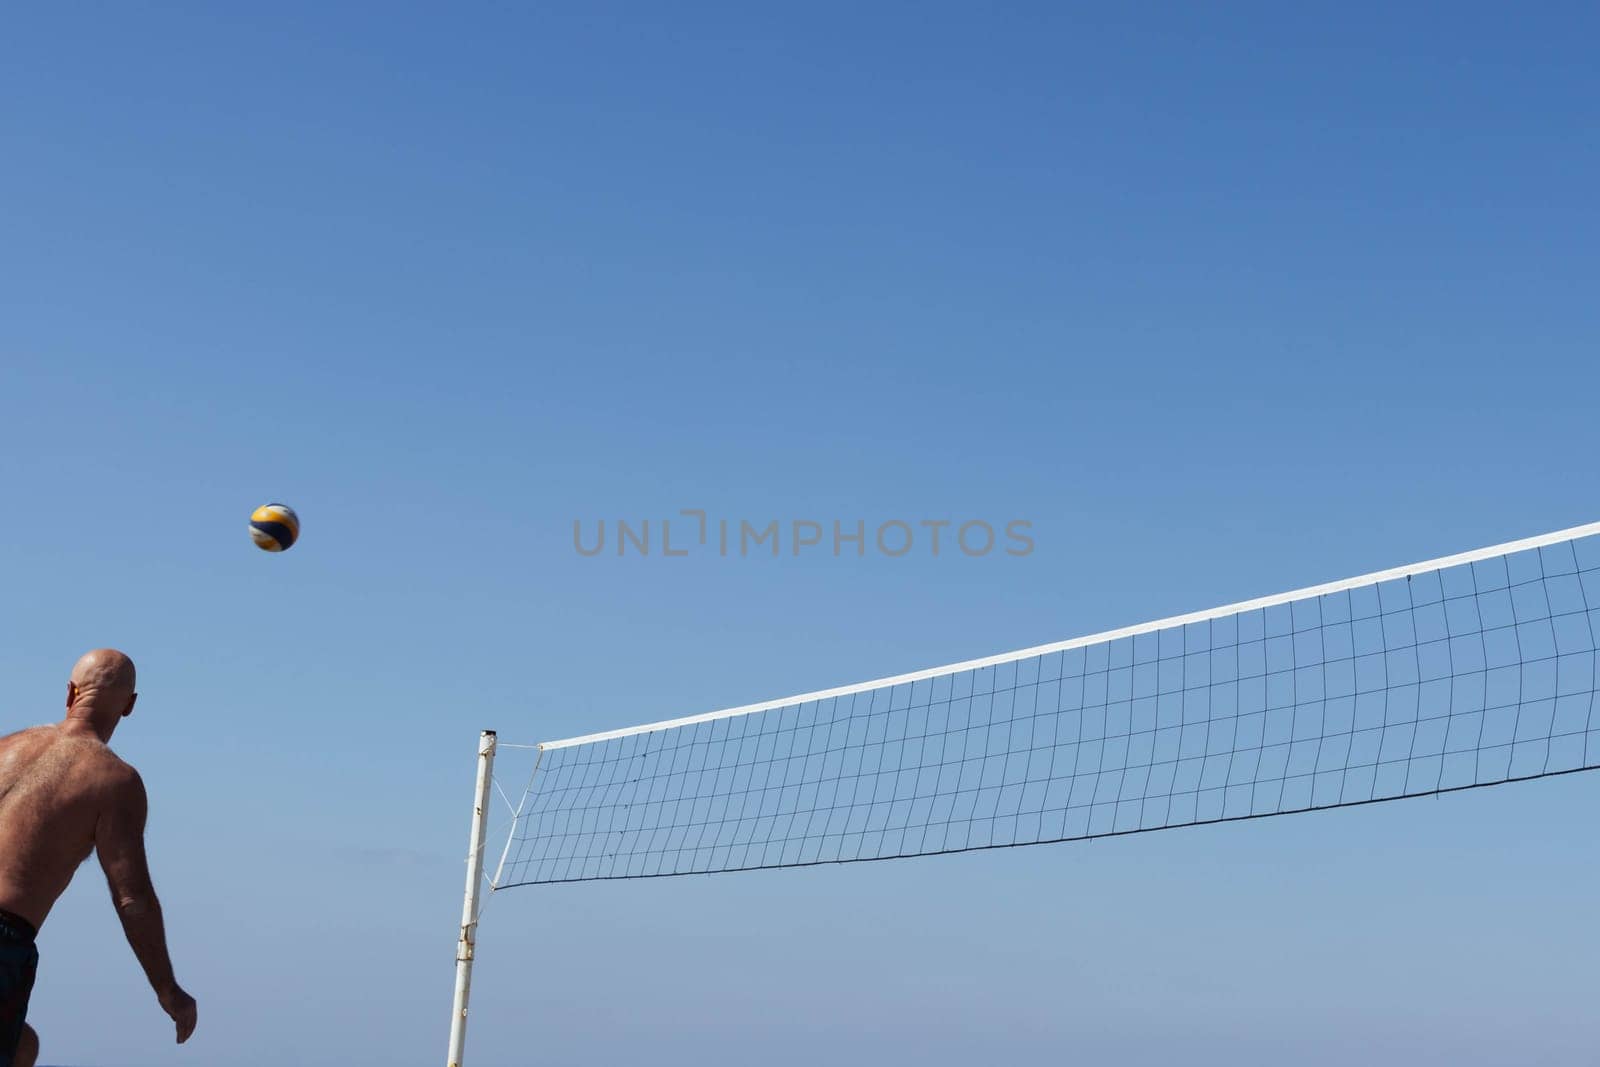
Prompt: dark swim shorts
<box><xmin>0</xmin><ymin>908</ymin><xmax>37</xmax><ymax>1067</ymax></box>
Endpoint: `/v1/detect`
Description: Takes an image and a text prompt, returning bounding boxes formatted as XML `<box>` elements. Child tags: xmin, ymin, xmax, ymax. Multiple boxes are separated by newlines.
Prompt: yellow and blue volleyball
<box><xmin>249</xmin><ymin>503</ymin><xmax>300</xmax><ymax>553</ymax></box>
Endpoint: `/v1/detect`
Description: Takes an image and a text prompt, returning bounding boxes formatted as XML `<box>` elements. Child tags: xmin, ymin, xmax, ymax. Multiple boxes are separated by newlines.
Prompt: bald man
<box><xmin>0</xmin><ymin>650</ymin><xmax>197</xmax><ymax>1067</ymax></box>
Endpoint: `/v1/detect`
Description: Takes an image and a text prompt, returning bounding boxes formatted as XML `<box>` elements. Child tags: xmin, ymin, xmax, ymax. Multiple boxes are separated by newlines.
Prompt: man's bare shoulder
<box><xmin>83</xmin><ymin>742</ymin><xmax>142</xmax><ymax>794</ymax></box>
<box><xmin>0</xmin><ymin>723</ymin><xmax>56</xmax><ymax>746</ymax></box>
<box><xmin>57</xmin><ymin>734</ymin><xmax>144</xmax><ymax>811</ymax></box>
<box><xmin>0</xmin><ymin>724</ymin><xmax>64</xmax><ymax>765</ymax></box>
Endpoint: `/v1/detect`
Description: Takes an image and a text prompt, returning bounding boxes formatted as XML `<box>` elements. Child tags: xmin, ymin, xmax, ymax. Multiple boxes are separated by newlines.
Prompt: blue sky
<box><xmin>3</xmin><ymin>3</ymin><xmax>1599</xmax><ymax>1064</ymax></box>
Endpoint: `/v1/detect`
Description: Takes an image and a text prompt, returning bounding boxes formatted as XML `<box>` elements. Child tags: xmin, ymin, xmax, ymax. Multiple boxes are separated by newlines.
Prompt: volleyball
<box><xmin>249</xmin><ymin>503</ymin><xmax>300</xmax><ymax>552</ymax></box>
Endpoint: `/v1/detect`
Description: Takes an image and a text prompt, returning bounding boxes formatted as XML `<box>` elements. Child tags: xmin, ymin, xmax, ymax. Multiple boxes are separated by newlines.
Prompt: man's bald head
<box><xmin>71</xmin><ymin>648</ymin><xmax>137</xmax><ymax>697</ymax></box>
<box><xmin>65</xmin><ymin>649</ymin><xmax>139</xmax><ymax>737</ymax></box>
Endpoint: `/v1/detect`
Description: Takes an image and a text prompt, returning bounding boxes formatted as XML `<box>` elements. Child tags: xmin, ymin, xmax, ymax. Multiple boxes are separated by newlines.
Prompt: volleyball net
<box><xmin>489</xmin><ymin>521</ymin><xmax>1600</xmax><ymax>890</ymax></box>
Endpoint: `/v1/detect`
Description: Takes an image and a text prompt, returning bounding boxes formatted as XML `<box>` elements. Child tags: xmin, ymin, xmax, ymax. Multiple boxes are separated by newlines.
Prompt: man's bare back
<box><xmin>0</xmin><ymin>726</ymin><xmax>134</xmax><ymax>928</ymax></box>
<box><xmin>0</xmin><ymin>650</ymin><xmax>196</xmax><ymax>1067</ymax></box>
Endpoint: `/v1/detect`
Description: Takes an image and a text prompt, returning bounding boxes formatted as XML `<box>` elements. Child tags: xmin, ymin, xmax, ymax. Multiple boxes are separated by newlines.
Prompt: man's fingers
<box><xmin>158</xmin><ymin>987</ymin><xmax>196</xmax><ymax>1043</ymax></box>
<box><xmin>173</xmin><ymin>1000</ymin><xmax>197</xmax><ymax>1043</ymax></box>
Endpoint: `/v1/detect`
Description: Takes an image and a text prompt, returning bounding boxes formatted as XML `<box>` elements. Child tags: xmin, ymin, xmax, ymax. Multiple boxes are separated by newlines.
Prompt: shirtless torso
<box><xmin>0</xmin><ymin>651</ymin><xmax>196</xmax><ymax>1067</ymax></box>
<box><xmin>0</xmin><ymin>726</ymin><xmax>132</xmax><ymax>928</ymax></box>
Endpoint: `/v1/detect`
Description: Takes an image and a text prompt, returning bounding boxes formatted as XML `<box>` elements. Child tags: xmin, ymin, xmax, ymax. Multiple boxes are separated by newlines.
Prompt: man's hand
<box><xmin>159</xmin><ymin>983</ymin><xmax>198</xmax><ymax>1044</ymax></box>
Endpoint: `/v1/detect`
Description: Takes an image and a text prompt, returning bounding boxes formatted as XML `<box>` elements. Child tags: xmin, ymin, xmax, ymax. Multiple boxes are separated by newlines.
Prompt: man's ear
<box><xmin>66</xmin><ymin>681</ymin><xmax>79</xmax><ymax>711</ymax></box>
<box><xmin>123</xmin><ymin>692</ymin><xmax>138</xmax><ymax>719</ymax></box>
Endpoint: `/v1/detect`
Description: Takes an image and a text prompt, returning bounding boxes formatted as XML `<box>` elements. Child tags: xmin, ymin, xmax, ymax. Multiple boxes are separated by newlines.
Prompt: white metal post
<box><xmin>448</xmin><ymin>730</ymin><xmax>497</xmax><ymax>1067</ymax></box>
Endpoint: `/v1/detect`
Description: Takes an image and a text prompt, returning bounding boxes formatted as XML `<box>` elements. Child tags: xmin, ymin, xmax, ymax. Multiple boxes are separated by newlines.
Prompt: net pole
<box><xmin>447</xmin><ymin>729</ymin><xmax>497</xmax><ymax>1067</ymax></box>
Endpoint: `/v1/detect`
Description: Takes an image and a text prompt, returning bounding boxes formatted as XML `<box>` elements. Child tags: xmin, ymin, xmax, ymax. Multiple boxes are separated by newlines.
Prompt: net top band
<box><xmin>537</xmin><ymin>518</ymin><xmax>1600</xmax><ymax>752</ymax></box>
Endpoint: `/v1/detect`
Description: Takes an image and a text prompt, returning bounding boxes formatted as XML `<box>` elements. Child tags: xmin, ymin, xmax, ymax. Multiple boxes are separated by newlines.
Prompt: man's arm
<box><xmin>95</xmin><ymin>766</ymin><xmax>197</xmax><ymax>1044</ymax></box>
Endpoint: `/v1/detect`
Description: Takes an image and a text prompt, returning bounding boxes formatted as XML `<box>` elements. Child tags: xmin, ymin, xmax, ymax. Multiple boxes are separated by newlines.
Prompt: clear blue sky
<box><xmin>3</xmin><ymin>3</ymin><xmax>1598</xmax><ymax>1065</ymax></box>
